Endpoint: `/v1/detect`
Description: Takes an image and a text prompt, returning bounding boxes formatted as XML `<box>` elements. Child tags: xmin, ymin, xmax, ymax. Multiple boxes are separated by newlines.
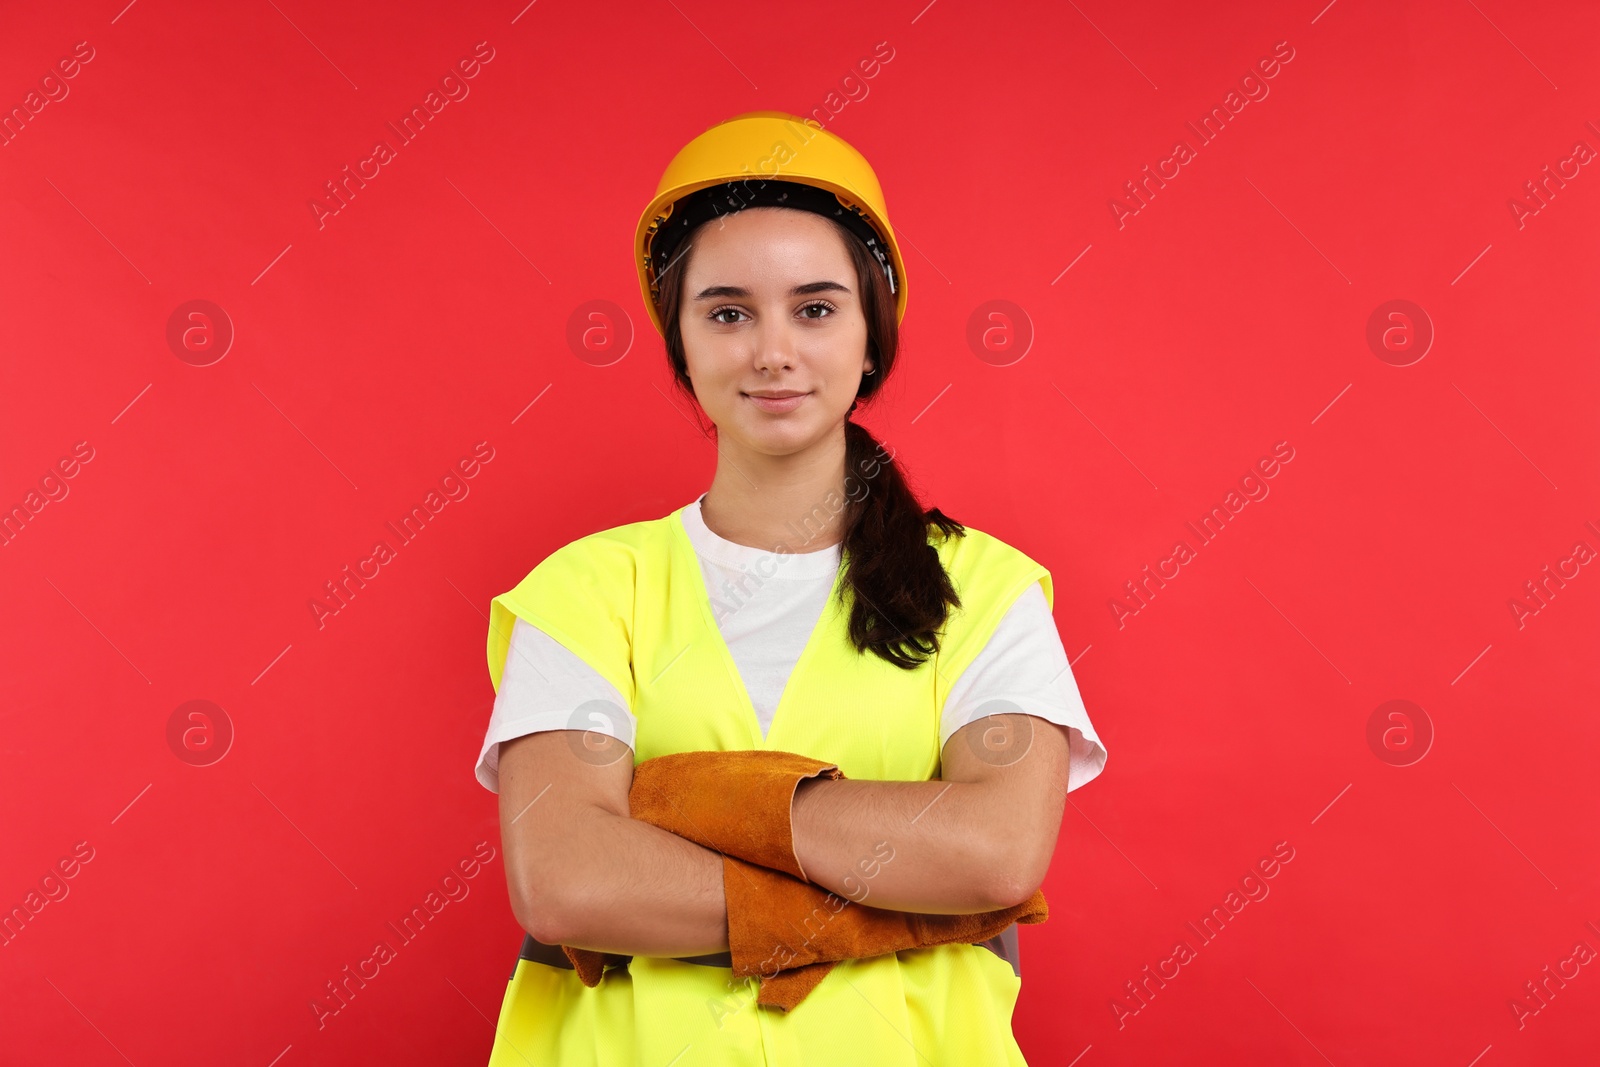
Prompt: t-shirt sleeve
<box><xmin>474</xmin><ymin>616</ymin><xmax>637</xmax><ymax>794</ymax></box>
<box><xmin>940</xmin><ymin>580</ymin><xmax>1108</xmax><ymax>792</ymax></box>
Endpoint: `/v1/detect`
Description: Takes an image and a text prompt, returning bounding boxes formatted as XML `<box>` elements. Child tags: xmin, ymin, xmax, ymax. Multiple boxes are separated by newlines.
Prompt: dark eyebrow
<box><xmin>693</xmin><ymin>281</ymin><xmax>852</xmax><ymax>301</ymax></box>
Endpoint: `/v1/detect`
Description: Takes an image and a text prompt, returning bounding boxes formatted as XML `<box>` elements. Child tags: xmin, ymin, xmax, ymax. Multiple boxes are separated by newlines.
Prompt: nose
<box><xmin>751</xmin><ymin>317</ymin><xmax>797</xmax><ymax>375</ymax></box>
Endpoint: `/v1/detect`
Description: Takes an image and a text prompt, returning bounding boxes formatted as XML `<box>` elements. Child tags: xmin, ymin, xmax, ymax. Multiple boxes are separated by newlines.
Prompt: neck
<box><xmin>701</xmin><ymin>426</ymin><xmax>850</xmax><ymax>554</ymax></box>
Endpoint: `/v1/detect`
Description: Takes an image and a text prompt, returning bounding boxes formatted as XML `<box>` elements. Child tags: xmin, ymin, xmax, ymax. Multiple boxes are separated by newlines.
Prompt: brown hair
<box><xmin>655</xmin><ymin>207</ymin><xmax>966</xmax><ymax>669</ymax></box>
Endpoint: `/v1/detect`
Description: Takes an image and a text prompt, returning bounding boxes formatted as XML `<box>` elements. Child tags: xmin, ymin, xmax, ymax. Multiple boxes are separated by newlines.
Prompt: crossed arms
<box><xmin>498</xmin><ymin>713</ymin><xmax>1073</xmax><ymax>958</ymax></box>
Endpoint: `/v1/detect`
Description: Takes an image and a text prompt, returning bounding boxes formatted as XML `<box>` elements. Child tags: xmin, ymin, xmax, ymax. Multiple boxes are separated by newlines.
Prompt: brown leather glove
<box><xmin>627</xmin><ymin>749</ymin><xmax>845</xmax><ymax>881</ymax></box>
<box><xmin>561</xmin><ymin>945</ymin><xmax>629</xmax><ymax>986</ymax></box>
<box><xmin>563</xmin><ymin>749</ymin><xmax>845</xmax><ymax>986</ymax></box>
<box><xmin>561</xmin><ymin>748</ymin><xmax>1046</xmax><ymax>1003</ymax></box>
<box><xmin>563</xmin><ymin>751</ymin><xmax>844</xmax><ymax>985</ymax></box>
<box><xmin>722</xmin><ymin>853</ymin><xmax>1048</xmax><ymax>1011</ymax></box>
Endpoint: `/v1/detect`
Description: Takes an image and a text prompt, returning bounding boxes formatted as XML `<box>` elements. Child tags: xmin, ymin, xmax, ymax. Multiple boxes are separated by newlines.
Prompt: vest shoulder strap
<box><xmin>486</xmin><ymin>517</ymin><xmax>669</xmax><ymax>704</ymax></box>
<box><xmin>930</xmin><ymin>524</ymin><xmax>1054</xmax><ymax>690</ymax></box>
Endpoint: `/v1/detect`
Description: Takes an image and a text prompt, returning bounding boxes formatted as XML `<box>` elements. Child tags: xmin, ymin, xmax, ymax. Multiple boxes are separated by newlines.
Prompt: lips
<box><xmin>744</xmin><ymin>391</ymin><xmax>808</xmax><ymax>413</ymax></box>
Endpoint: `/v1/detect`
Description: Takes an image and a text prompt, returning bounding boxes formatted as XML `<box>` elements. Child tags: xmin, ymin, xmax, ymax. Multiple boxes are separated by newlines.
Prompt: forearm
<box><xmin>790</xmin><ymin>777</ymin><xmax>1017</xmax><ymax>914</ymax></box>
<box><xmin>534</xmin><ymin>808</ymin><xmax>730</xmax><ymax>958</ymax></box>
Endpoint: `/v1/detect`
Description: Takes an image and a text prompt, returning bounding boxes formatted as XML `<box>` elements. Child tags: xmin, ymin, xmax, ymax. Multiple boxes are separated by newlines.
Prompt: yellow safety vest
<box><xmin>484</xmin><ymin>500</ymin><xmax>1052</xmax><ymax>1066</ymax></box>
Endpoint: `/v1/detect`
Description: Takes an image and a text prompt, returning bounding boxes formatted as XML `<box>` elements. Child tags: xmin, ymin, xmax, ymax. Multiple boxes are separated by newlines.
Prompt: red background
<box><xmin>2</xmin><ymin>1</ymin><xmax>1597</xmax><ymax>1064</ymax></box>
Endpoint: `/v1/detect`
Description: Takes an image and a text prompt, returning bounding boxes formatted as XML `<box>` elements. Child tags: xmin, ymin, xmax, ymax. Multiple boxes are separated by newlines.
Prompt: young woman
<box><xmin>475</xmin><ymin>111</ymin><xmax>1108</xmax><ymax>1065</ymax></box>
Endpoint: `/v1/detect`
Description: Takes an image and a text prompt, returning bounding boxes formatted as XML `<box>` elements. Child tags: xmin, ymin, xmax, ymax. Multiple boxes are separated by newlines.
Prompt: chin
<box><xmin>740</xmin><ymin>424</ymin><xmax>821</xmax><ymax>456</ymax></box>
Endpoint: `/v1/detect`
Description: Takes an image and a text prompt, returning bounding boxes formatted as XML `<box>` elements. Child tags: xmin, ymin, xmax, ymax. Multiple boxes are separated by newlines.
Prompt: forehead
<box><xmin>685</xmin><ymin>206</ymin><xmax>852</xmax><ymax>280</ymax></box>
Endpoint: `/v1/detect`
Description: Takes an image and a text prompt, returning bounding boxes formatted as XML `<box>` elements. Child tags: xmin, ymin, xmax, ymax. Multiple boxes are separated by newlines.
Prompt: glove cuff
<box><xmin>629</xmin><ymin>750</ymin><xmax>844</xmax><ymax>882</ymax></box>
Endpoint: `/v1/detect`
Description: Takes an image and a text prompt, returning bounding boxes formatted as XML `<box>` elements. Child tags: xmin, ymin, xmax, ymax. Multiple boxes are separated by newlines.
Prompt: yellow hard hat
<box><xmin>634</xmin><ymin>110</ymin><xmax>908</xmax><ymax>337</ymax></box>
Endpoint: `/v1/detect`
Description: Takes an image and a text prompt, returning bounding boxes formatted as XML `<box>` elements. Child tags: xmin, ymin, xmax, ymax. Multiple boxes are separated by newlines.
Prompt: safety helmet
<box><xmin>633</xmin><ymin>110</ymin><xmax>908</xmax><ymax>337</ymax></box>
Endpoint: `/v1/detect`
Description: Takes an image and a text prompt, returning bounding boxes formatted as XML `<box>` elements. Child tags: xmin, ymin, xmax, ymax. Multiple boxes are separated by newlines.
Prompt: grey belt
<box><xmin>513</xmin><ymin>923</ymin><xmax>1021</xmax><ymax>980</ymax></box>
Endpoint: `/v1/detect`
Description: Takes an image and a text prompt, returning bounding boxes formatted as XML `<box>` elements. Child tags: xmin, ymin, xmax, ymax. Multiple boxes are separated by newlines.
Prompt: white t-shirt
<box><xmin>476</xmin><ymin>496</ymin><xmax>1107</xmax><ymax>795</ymax></box>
